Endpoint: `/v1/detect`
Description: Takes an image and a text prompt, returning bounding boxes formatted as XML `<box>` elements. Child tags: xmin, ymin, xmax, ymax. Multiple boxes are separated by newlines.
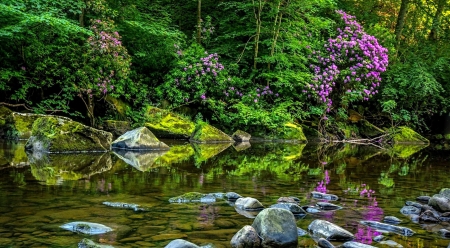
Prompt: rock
<box><xmin>384</xmin><ymin>216</ymin><xmax>401</xmax><ymax>224</ymax></box>
<box><xmin>416</xmin><ymin>196</ymin><xmax>431</xmax><ymax>202</ymax></box>
<box><xmin>405</xmin><ymin>201</ymin><xmax>422</xmax><ymax>208</ymax></box>
<box><xmin>78</xmin><ymin>238</ymin><xmax>114</xmax><ymax>248</ymax></box>
<box><xmin>341</xmin><ymin>241</ymin><xmax>376</xmax><ymax>248</ymax></box>
<box><xmin>113</xmin><ymin>150</ymin><xmax>168</xmax><ymax>171</ymax></box>
<box><xmin>235</xmin><ymin>197</ymin><xmax>264</xmax><ymax>211</ymax></box>
<box><xmin>378</xmin><ymin>240</ymin><xmax>403</xmax><ymax>248</ymax></box>
<box><xmin>297</xmin><ymin>227</ymin><xmax>308</xmax><ymax>236</ymax></box>
<box><xmin>252</xmin><ymin>208</ymin><xmax>298</xmax><ymax>248</ymax></box>
<box><xmin>302</xmin><ymin>205</ymin><xmax>321</xmax><ymax>213</ymax></box>
<box><xmin>102</xmin><ymin>202</ymin><xmax>147</xmax><ymax>212</ymax></box>
<box><xmin>359</xmin><ymin>221</ymin><xmax>414</xmax><ymax>236</ymax></box>
<box><xmin>400</xmin><ymin>206</ymin><xmax>421</xmax><ymax>215</ymax></box>
<box><xmin>373</xmin><ymin>235</ymin><xmax>385</xmax><ymax>242</ymax></box>
<box><xmin>25</xmin><ymin>116</ymin><xmax>112</xmax><ymax>153</ymax></box>
<box><xmin>389</xmin><ymin>126</ymin><xmax>429</xmax><ymax>144</ymax></box>
<box><xmin>111</xmin><ymin>127</ymin><xmax>169</xmax><ymax>150</ymax></box>
<box><xmin>226</xmin><ymin>192</ymin><xmax>242</xmax><ymax>201</ymax></box>
<box><xmin>165</xmin><ymin>239</ymin><xmax>200</xmax><ymax>248</ymax></box>
<box><xmin>232</xmin><ymin>130</ymin><xmax>251</xmax><ymax>142</ymax></box>
<box><xmin>308</xmin><ymin>219</ymin><xmax>354</xmax><ymax>241</ymax></box>
<box><xmin>429</xmin><ymin>195</ymin><xmax>450</xmax><ymax>212</ymax></box>
<box><xmin>230</xmin><ymin>225</ymin><xmax>260</xmax><ymax>248</ymax></box>
<box><xmin>440</xmin><ymin>188</ymin><xmax>450</xmax><ymax>199</ymax></box>
<box><xmin>419</xmin><ymin>210</ymin><xmax>440</xmax><ymax>222</ymax></box>
<box><xmin>102</xmin><ymin>120</ymin><xmax>131</xmax><ymax>138</ymax></box>
<box><xmin>269</xmin><ymin>203</ymin><xmax>306</xmax><ymax>215</ymax></box>
<box><xmin>105</xmin><ymin>96</ymin><xmax>130</xmax><ymax>120</ymax></box>
<box><xmin>6</xmin><ymin>112</ymin><xmax>62</xmax><ymax>140</ymax></box>
<box><xmin>190</xmin><ymin>122</ymin><xmax>233</xmax><ymax>143</ymax></box>
<box><xmin>318</xmin><ymin>238</ymin><xmax>335</xmax><ymax>248</ymax></box>
<box><xmin>233</xmin><ymin>142</ymin><xmax>251</xmax><ymax>152</ymax></box>
<box><xmin>60</xmin><ymin>222</ymin><xmax>113</xmax><ymax>235</ymax></box>
<box><xmin>253</xmin><ymin>122</ymin><xmax>307</xmax><ymax>142</ymax></box>
<box><xmin>168</xmin><ymin>192</ymin><xmax>217</xmax><ymax>204</ymax></box>
<box><xmin>316</xmin><ymin>202</ymin><xmax>342</xmax><ymax>210</ymax></box>
<box><xmin>277</xmin><ymin>197</ymin><xmax>299</xmax><ymax>204</ymax></box>
<box><xmin>145</xmin><ymin>107</ymin><xmax>195</xmax><ymax>139</ymax></box>
<box><xmin>0</xmin><ymin>106</ymin><xmax>12</xmax><ymax>137</ymax></box>
<box><xmin>235</xmin><ymin>208</ymin><xmax>261</xmax><ymax>219</ymax></box>
<box><xmin>311</xmin><ymin>191</ymin><xmax>339</xmax><ymax>201</ymax></box>
<box><xmin>439</xmin><ymin>229</ymin><xmax>450</xmax><ymax>238</ymax></box>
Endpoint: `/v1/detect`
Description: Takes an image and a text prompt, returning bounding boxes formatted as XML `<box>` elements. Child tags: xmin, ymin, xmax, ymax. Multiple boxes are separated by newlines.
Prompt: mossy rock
<box><xmin>5</xmin><ymin>112</ymin><xmax>57</xmax><ymax>140</ymax></box>
<box><xmin>390</xmin><ymin>126</ymin><xmax>429</xmax><ymax>144</ymax></box>
<box><xmin>105</xmin><ymin>96</ymin><xmax>130</xmax><ymax>120</ymax></box>
<box><xmin>144</xmin><ymin>107</ymin><xmax>195</xmax><ymax>139</ymax></box>
<box><xmin>232</xmin><ymin>130</ymin><xmax>251</xmax><ymax>142</ymax></box>
<box><xmin>0</xmin><ymin>106</ymin><xmax>13</xmax><ymax>137</ymax></box>
<box><xmin>111</xmin><ymin>127</ymin><xmax>169</xmax><ymax>150</ymax></box>
<box><xmin>25</xmin><ymin>116</ymin><xmax>113</xmax><ymax>153</ymax></box>
<box><xmin>103</xmin><ymin>120</ymin><xmax>131</xmax><ymax>138</ymax></box>
<box><xmin>358</xmin><ymin>120</ymin><xmax>385</xmax><ymax>138</ymax></box>
<box><xmin>190</xmin><ymin>122</ymin><xmax>233</xmax><ymax>143</ymax></box>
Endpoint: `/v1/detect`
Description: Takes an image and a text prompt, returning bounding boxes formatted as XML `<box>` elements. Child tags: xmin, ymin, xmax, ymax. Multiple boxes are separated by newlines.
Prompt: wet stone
<box><xmin>119</xmin><ymin>236</ymin><xmax>144</xmax><ymax>243</ymax></box>
<box><xmin>440</xmin><ymin>229</ymin><xmax>450</xmax><ymax>238</ymax></box>
<box><xmin>405</xmin><ymin>201</ymin><xmax>423</xmax><ymax>209</ymax></box>
<box><xmin>384</xmin><ymin>216</ymin><xmax>401</xmax><ymax>224</ymax></box>
<box><xmin>317</xmin><ymin>237</ymin><xmax>335</xmax><ymax>248</ymax></box>
<box><xmin>400</xmin><ymin>205</ymin><xmax>421</xmax><ymax>215</ymax></box>
<box><xmin>373</xmin><ymin>235</ymin><xmax>385</xmax><ymax>242</ymax></box>
<box><xmin>416</xmin><ymin>196</ymin><xmax>431</xmax><ymax>202</ymax></box>
<box><xmin>379</xmin><ymin>240</ymin><xmax>404</xmax><ymax>247</ymax></box>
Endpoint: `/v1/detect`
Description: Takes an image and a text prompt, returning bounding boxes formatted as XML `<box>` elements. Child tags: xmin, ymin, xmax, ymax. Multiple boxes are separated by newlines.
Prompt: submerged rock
<box><xmin>230</xmin><ymin>225</ymin><xmax>260</xmax><ymax>248</ymax></box>
<box><xmin>316</xmin><ymin>202</ymin><xmax>342</xmax><ymax>210</ymax></box>
<box><xmin>384</xmin><ymin>216</ymin><xmax>401</xmax><ymax>224</ymax></box>
<box><xmin>235</xmin><ymin>197</ymin><xmax>264</xmax><ymax>211</ymax></box>
<box><xmin>270</xmin><ymin>203</ymin><xmax>306</xmax><ymax>215</ymax></box>
<box><xmin>439</xmin><ymin>188</ymin><xmax>450</xmax><ymax>199</ymax></box>
<box><xmin>190</xmin><ymin>122</ymin><xmax>233</xmax><ymax>143</ymax></box>
<box><xmin>308</xmin><ymin>219</ymin><xmax>354</xmax><ymax>241</ymax></box>
<box><xmin>416</xmin><ymin>196</ymin><xmax>431</xmax><ymax>202</ymax></box>
<box><xmin>297</xmin><ymin>227</ymin><xmax>308</xmax><ymax>236</ymax></box>
<box><xmin>165</xmin><ymin>239</ymin><xmax>200</xmax><ymax>248</ymax></box>
<box><xmin>145</xmin><ymin>107</ymin><xmax>195</xmax><ymax>139</ymax></box>
<box><xmin>169</xmin><ymin>192</ymin><xmax>217</xmax><ymax>204</ymax></box>
<box><xmin>400</xmin><ymin>205</ymin><xmax>421</xmax><ymax>215</ymax></box>
<box><xmin>440</xmin><ymin>229</ymin><xmax>450</xmax><ymax>238</ymax></box>
<box><xmin>226</xmin><ymin>192</ymin><xmax>242</xmax><ymax>201</ymax></box>
<box><xmin>111</xmin><ymin>127</ymin><xmax>169</xmax><ymax>150</ymax></box>
<box><xmin>102</xmin><ymin>202</ymin><xmax>147</xmax><ymax>212</ymax></box>
<box><xmin>317</xmin><ymin>238</ymin><xmax>335</xmax><ymax>248</ymax></box>
<box><xmin>60</xmin><ymin>221</ymin><xmax>113</xmax><ymax>235</ymax></box>
<box><xmin>252</xmin><ymin>208</ymin><xmax>298</xmax><ymax>248</ymax></box>
<box><xmin>311</xmin><ymin>191</ymin><xmax>339</xmax><ymax>201</ymax></box>
<box><xmin>360</xmin><ymin>220</ymin><xmax>414</xmax><ymax>236</ymax></box>
<box><xmin>78</xmin><ymin>238</ymin><xmax>114</xmax><ymax>248</ymax></box>
<box><xmin>232</xmin><ymin>130</ymin><xmax>251</xmax><ymax>142</ymax></box>
<box><xmin>25</xmin><ymin>116</ymin><xmax>112</xmax><ymax>153</ymax></box>
<box><xmin>341</xmin><ymin>241</ymin><xmax>376</xmax><ymax>248</ymax></box>
<box><xmin>277</xmin><ymin>197</ymin><xmax>300</xmax><ymax>204</ymax></box>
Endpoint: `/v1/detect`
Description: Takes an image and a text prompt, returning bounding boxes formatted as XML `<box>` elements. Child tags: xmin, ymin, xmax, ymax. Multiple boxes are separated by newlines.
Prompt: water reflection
<box><xmin>112</xmin><ymin>149</ymin><xmax>167</xmax><ymax>171</ymax></box>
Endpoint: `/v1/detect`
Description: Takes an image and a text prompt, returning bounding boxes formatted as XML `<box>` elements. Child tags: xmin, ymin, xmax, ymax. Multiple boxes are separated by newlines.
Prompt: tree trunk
<box><xmin>79</xmin><ymin>0</ymin><xmax>86</xmax><ymax>27</ymax></box>
<box><xmin>268</xmin><ymin>0</ymin><xmax>282</xmax><ymax>73</ymax></box>
<box><xmin>197</xmin><ymin>0</ymin><xmax>202</xmax><ymax>44</ymax></box>
<box><xmin>394</xmin><ymin>0</ymin><xmax>409</xmax><ymax>48</ymax></box>
<box><xmin>428</xmin><ymin>0</ymin><xmax>446</xmax><ymax>40</ymax></box>
<box><xmin>253</xmin><ymin>0</ymin><xmax>264</xmax><ymax>70</ymax></box>
<box><xmin>87</xmin><ymin>96</ymin><xmax>95</xmax><ymax>127</ymax></box>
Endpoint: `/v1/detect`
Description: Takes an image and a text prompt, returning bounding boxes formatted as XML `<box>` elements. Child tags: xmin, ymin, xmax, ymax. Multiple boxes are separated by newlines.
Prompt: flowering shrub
<box><xmin>305</xmin><ymin>10</ymin><xmax>389</xmax><ymax>114</ymax></box>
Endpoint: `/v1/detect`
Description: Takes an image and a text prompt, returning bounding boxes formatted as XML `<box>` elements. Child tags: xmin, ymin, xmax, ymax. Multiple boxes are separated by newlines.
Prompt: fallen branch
<box><xmin>0</xmin><ymin>102</ymin><xmax>32</xmax><ymax>111</ymax></box>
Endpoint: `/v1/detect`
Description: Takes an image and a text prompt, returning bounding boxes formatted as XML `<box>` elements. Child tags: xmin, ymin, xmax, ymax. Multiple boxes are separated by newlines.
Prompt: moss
<box><xmin>192</xmin><ymin>142</ymin><xmax>232</xmax><ymax>163</ymax></box>
<box><xmin>27</xmin><ymin>116</ymin><xmax>112</xmax><ymax>152</ymax></box>
<box><xmin>282</xmin><ymin>144</ymin><xmax>306</xmax><ymax>161</ymax></box>
<box><xmin>190</xmin><ymin>121</ymin><xmax>233</xmax><ymax>143</ymax></box>
<box><xmin>445</xmin><ymin>134</ymin><xmax>450</xmax><ymax>140</ymax></box>
<box><xmin>389</xmin><ymin>144</ymin><xmax>428</xmax><ymax>159</ymax></box>
<box><xmin>145</xmin><ymin>107</ymin><xmax>195</xmax><ymax>139</ymax></box>
<box><xmin>358</xmin><ymin>120</ymin><xmax>384</xmax><ymax>137</ymax></box>
<box><xmin>157</xmin><ymin>144</ymin><xmax>194</xmax><ymax>165</ymax></box>
<box><xmin>5</xmin><ymin>113</ymin><xmax>49</xmax><ymax>140</ymax></box>
<box><xmin>278</xmin><ymin>123</ymin><xmax>307</xmax><ymax>141</ymax></box>
<box><xmin>391</xmin><ymin>126</ymin><xmax>429</xmax><ymax>144</ymax></box>
<box><xmin>105</xmin><ymin>96</ymin><xmax>129</xmax><ymax>120</ymax></box>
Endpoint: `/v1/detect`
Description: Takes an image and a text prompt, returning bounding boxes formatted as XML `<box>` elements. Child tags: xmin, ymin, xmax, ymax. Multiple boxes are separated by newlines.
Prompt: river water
<box><xmin>0</xmin><ymin>140</ymin><xmax>449</xmax><ymax>247</ymax></box>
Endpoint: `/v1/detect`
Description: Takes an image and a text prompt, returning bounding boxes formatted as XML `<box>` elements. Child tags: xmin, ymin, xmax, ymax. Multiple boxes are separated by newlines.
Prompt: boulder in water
<box><xmin>60</xmin><ymin>221</ymin><xmax>113</xmax><ymax>235</ymax></box>
<box><xmin>360</xmin><ymin>220</ymin><xmax>414</xmax><ymax>237</ymax></box>
<box><xmin>165</xmin><ymin>239</ymin><xmax>200</xmax><ymax>248</ymax></box>
<box><xmin>232</xmin><ymin>130</ymin><xmax>251</xmax><ymax>142</ymax></box>
<box><xmin>251</xmin><ymin>208</ymin><xmax>298</xmax><ymax>248</ymax></box>
<box><xmin>235</xmin><ymin>197</ymin><xmax>264</xmax><ymax>211</ymax></box>
<box><xmin>311</xmin><ymin>191</ymin><xmax>339</xmax><ymax>201</ymax></box>
<box><xmin>230</xmin><ymin>225</ymin><xmax>261</xmax><ymax>248</ymax></box>
<box><xmin>270</xmin><ymin>203</ymin><xmax>306</xmax><ymax>215</ymax></box>
<box><xmin>308</xmin><ymin>219</ymin><xmax>354</xmax><ymax>241</ymax></box>
<box><xmin>429</xmin><ymin>195</ymin><xmax>450</xmax><ymax>212</ymax></box>
<box><xmin>111</xmin><ymin>127</ymin><xmax>169</xmax><ymax>150</ymax></box>
<box><xmin>190</xmin><ymin>122</ymin><xmax>233</xmax><ymax>143</ymax></box>
<box><xmin>145</xmin><ymin>106</ymin><xmax>195</xmax><ymax>139</ymax></box>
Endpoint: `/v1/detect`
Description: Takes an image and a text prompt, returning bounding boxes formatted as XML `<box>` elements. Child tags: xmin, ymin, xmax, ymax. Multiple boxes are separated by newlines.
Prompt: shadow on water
<box><xmin>0</xmin><ymin>139</ymin><xmax>449</xmax><ymax>247</ymax></box>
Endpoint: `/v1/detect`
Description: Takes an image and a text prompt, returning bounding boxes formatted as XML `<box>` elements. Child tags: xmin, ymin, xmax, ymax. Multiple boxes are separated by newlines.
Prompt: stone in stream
<box><xmin>439</xmin><ymin>188</ymin><xmax>450</xmax><ymax>199</ymax></box>
<box><xmin>383</xmin><ymin>216</ymin><xmax>401</xmax><ymax>224</ymax></box>
<box><xmin>359</xmin><ymin>220</ymin><xmax>414</xmax><ymax>237</ymax></box>
<box><xmin>277</xmin><ymin>196</ymin><xmax>300</xmax><ymax>204</ymax></box>
<box><xmin>78</xmin><ymin>238</ymin><xmax>114</xmax><ymax>248</ymax></box>
<box><xmin>440</xmin><ymin>229</ymin><xmax>450</xmax><ymax>238</ymax></box>
<box><xmin>400</xmin><ymin>205</ymin><xmax>421</xmax><ymax>215</ymax></box>
<box><xmin>419</xmin><ymin>209</ymin><xmax>440</xmax><ymax>223</ymax></box>
<box><xmin>226</xmin><ymin>192</ymin><xmax>242</xmax><ymax>201</ymax></box>
<box><xmin>168</xmin><ymin>192</ymin><xmax>217</xmax><ymax>204</ymax></box>
<box><xmin>60</xmin><ymin>222</ymin><xmax>113</xmax><ymax>235</ymax></box>
<box><xmin>308</xmin><ymin>219</ymin><xmax>354</xmax><ymax>241</ymax></box>
<box><xmin>111</xmin><ymin>127</ymin><xmax>170</xmax><ymax>150</ymax></box>
<box><xmin>373</xmin><ymin>235</ymin><xmax>385</xmax><ymax>242</ymax></box>
<box><xmin>379</xmin><ymin>240</ymin><xmax>404</xmax><ymax>248</ymax></box>
<box><xmin>311</xmin><ymin>191</ymin><xmax>339</xmax><ymax>201</ymax></box>
<box><xmin>341</xmin><ymin>241</ymin><xmax>376</xmax><ymax>248</ymax></box>
<box><xmin>429</xmin><ymin>194</ymin><xmax>450</xmax><ymax>212</ymax></box>
<box><xmin>165</xmin><ymin>239</ymin><xmax>200</xmax><ymax>248</ymax></box>
<box><xmin>316</xmin><ymin>202</ymin><xmax>342</xmax><ymax>210</ymax></box>
<box><xmin>231</xmin><ymin>130</ymin><xmax>251</xmax><ymax>142</ymax></box>
<box><xmin>230</xmin><ymin>225</ymin><xmax>260</xmax><ymax>248</ymax></box>
<box><xmin>317</xmin><ymin>238</ymin><xmax>335</xmax><ymax>248</ymax></box>
<box><xmin>269</xmin><ymin>203</ymin><xmax>306</xmax><ymax>215</ymax></box>
<box><xmin>235</xmin><ymin>197</ymin><xmax>264</xmax><ymax>211</ymax></box>
<box><xmin>297</xmin><ymin>227</ymin><xmax>308</xmax><ymax>236</ymax></box>
<box><xmin>416</xmin><ymin>195</ymin><xmax>431</xmax><ymax>202</ymax></box>
<box><xmin>405</xmin><ymin>201</ymin><xmax>423</xmax><ymax>209</ymax></box>
<box><xmin>252</xmin><ymin>208</ymin><xmax>298</xmax><ymax>248</ymax></box>
<box><xmin>102</xmin><ymin>202</ymin><xmax>148</xmax><ymax>212</ymax></box>
<box><xmin>302</xmin><ymin>205</ymin><xmax>321</xmax><ymax>213</ymax></box>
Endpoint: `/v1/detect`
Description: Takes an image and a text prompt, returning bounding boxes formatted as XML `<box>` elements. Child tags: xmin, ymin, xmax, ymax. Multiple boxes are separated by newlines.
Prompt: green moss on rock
<box><xmin>105</xmin><ymin>96</ymin><xmax>130</xmax><ymax>120</ymax></box>
<box><xmin>25</xmin><ymin>116</ymin><xmax>112</xmax><ymax>153</ymax></box>
<box><xmin>390</xmin><ymin>126</ymin><xmax>429</xmax><ymax>144</ymax></box>
<box><xmin>190</xmin><ymin>122</ymin><xmax>233</xmax><ymax>143</ymax></box>
<box><xmin>103</xmin><ymin>120</ymin><xmax>131</xmax><ymax>138</ymax></box>
<box><xmin>358</xmin><ymin>120</ymin><xmax>385</xmax><ymax>138</ymax></box>
<box><xmin>144</xmin><ymin>107</ymin><xmax>195</xmax><ymax>139</ymax></box>
<box><xmin>5</xmin><ymin>112</ymin><xmax>55</xmax><ymax>140</ymax></box>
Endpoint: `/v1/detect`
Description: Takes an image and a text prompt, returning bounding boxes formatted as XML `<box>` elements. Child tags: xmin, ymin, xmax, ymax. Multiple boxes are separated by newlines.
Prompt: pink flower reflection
<box><xmin>355</xmin><ymin>225</ymin><xmax>381</xmax><ymax>244</ymax></box>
